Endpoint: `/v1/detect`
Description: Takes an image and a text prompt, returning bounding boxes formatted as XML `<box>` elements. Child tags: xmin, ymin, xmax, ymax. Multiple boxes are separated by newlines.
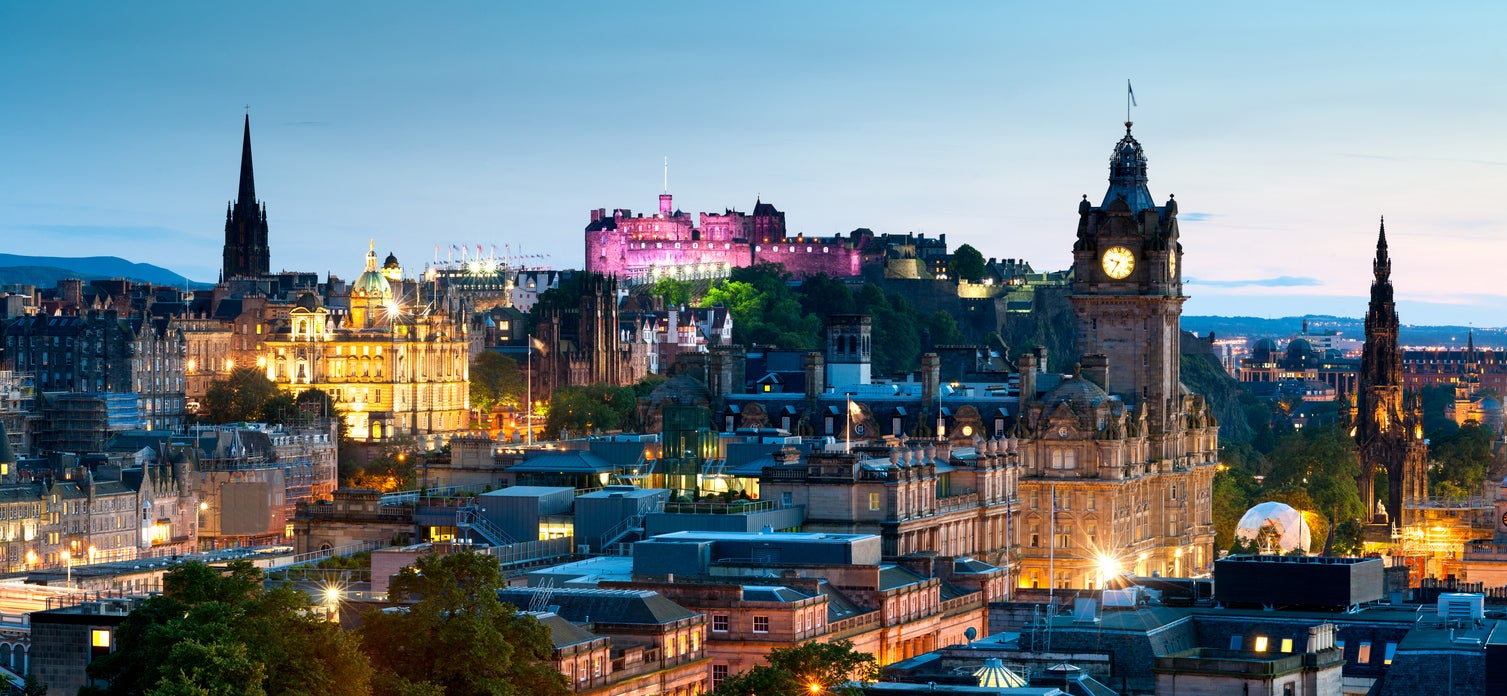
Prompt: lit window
<box><xmin>1280</xmin><ymin>638</ymin><xmax>1293</xmax><ymax>653</ymax></box>
<box><xmin>91</xmin><ymin>629</ymin><xmax>111</xmax><ymax>648</ymax></box>
<box><xmin>1254</xmin><ymin>636</ymin><xmax>1269</xmax><ymax>652</ymax></box>
<box><xmin>869</xmin><ymin>493</ymin><xmax>880</xmax><ymax>511</ymax></box>
<box><xmin>1357</xmin><ymin>642</ymin><xmax>1371</xmax><ymax>664</ymax></box>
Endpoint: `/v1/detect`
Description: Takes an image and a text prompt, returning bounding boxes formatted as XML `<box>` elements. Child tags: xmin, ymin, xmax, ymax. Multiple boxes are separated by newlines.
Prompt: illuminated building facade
<box><xmin>259</xmin><ymin>245</ymin><xmax>471</xmax><ymax>446</ymax></box>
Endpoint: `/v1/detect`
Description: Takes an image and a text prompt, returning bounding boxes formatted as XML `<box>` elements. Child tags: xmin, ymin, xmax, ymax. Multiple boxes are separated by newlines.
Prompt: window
<box><xmin>91</xmin><ymin>629</ymin><xmax>111</xmax><ymax>648</ymax></box>
<box><xmin>869</xmin><ymin>493</ymin><xmax>881</xmax><ymax>511</ymax></box>
<box><xmin>781</xmin><ymin>492</ymin><xmax>793</xmax><ymax>507</ymax></box>
<box><xmin>753</xmin><ymin>616</ymin><xmax>769</xmax><ymax>633</ymax></box>
<box><xmin>712</xmin><ymin>615</ymin><xmax>728</xmax><ymax>632</ymax></box>
<box><xmin>1357</xmin><ymin>641</ymin><xmax>1371</xmax><ymax>664</ymax></box>
<box><xmin>1283</xmin><ymin>685</ymin><xmax>1294</xmax><ymax>696</ymax></box>
<box><xmin>1229</xmin><ymin>635</ymin><xmax>1243</xmax><ymax>650</ymax></box>
<box><xmin>712</xmin><ymin>665</ymin><xmax>729</xmax><ymax>687</ymax></box>
<box><xmin>1384</xmin><ymin>642</ymin><xmax>1396</xmax><ymax>665</ymax></box>
<box><xmin>1254</xmin><ymin>636</ymin><xmax>1269</xmax><ymax>652</ymax></box>
<box><xmin>1280</xmin><ymin>638</ymin><xmax>1293</xmax><ymax>653</ymax></box>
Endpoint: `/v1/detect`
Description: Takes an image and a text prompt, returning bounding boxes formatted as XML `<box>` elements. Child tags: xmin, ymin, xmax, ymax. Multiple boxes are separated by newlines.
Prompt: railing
<box><xmin>941</xmin><ymin>591</ymin><xmax>984</xmax><ymax>615</ymax></box>
<box><xmin>825</xmin><ymin>610</ymin><xmax>881</xmax><ymax>637</ymax></box>
<box><xmin>380</xmin><ymin>485</ymin><xmax>480</xmax><ymax>506</ymax></box>
<box><xmin>489</xmin><ymin>536</ymin><xmax>578</xmax><ymax>567</ymax></box>
<box><xmin>661</xmin><ymin>499</ymin><xmax>778</xmax><ymax>515</ymax></box>
<box><xmin>457</xmin><ymin>507</ymin><xmax>517</xmax><ymax>546</ymax></box>
<box><xmin>266</xmin><ymin>540</ymin><xmax>381</xmax><ymax>571</ymax></box>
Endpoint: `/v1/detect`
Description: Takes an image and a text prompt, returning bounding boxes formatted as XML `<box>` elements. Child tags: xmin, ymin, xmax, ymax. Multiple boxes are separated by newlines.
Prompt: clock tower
<box><xmin>1070</xmin><ymin>122</ymin><xmax>1184</xmax><ymax>453</ymax></box>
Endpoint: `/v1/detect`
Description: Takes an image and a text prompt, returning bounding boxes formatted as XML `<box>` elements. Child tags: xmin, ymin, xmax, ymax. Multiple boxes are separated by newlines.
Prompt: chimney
<box><xmin>1082</xmin><ymin>354</ymin><xmax>1109</xmax><ymax>391</ymax></box>
<box><xmin>804</xmin><ymin>352</ymin><xmax>825</xmax><ymax>405</ymax></box>
<box><xmin>1032</xmin><ymin>345</ymin><xmax>1048</xmax><ymax>372</ymax></box>
<box><xmin>921</xmin><ymin>353</ymin><xmax>941</xmax><ymax>414</ymax></box>
<box><xmin>1018</xmin><ymin>352</ymin><xmax>1038</xmax><ymax>403</ymax></box>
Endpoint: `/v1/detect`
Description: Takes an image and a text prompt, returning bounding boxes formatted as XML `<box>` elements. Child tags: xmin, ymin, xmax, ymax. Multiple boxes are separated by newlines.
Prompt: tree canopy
<box><xmin>471</xmin><ymin>350</ymin><xmax>525</xmax><ymax>415</ymax></box>
<box><xmin>359</xmin><ymin>550</ymin><xmax>567</xmax><ymax>696</ymax></box>
<box><xmin>951</xmin><ymin>243</ymin><xmax>986</xmax><ymax>283</ymax></box>
<box><xmin>85</xmin><ymin>561</ymin><xmax>371</xmax><ymax>696</ymax></box>
<box><xmin>711</xmin><ymin>639</ymin><xmax>878</xmax><ymax>696</ymax></box>
<box><xmin>545</xmin><ymin>382</ymin><xmax>638</xmax><ymax>437</ymax></box>
<box><xmin>201</xmin><ymin>367</ymin><xmax>284</xmax><ymax>424</ymax></box>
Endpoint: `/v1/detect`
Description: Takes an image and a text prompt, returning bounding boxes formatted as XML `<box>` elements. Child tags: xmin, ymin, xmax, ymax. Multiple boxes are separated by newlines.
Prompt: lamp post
<box><xmin>61</xmin><ymin>549</ymin><xmax>71</xmax><ymax>588</ymax></box>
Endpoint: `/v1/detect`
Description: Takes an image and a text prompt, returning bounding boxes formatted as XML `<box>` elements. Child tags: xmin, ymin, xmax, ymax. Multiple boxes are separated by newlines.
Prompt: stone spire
<box><xmin>238</xmin><ymin>114</ymin><xmax>256</xmax><ymax>205</ymax></box>
<box><xmin>222</xmin><ymin>114</ymin><xmax>271</xmax><ymax>279</ymax></box>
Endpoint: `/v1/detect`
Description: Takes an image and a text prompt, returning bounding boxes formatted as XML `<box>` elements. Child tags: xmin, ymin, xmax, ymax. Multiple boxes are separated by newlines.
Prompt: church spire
<box><xmin>222</xmin><ymin>114</ymin><xmax>271</xmax><ymax>279</ymax></box>
<box><xmin>239</xmin><ymin>114</ymin><xmax>256</xmax><ymax>206</ymax></box>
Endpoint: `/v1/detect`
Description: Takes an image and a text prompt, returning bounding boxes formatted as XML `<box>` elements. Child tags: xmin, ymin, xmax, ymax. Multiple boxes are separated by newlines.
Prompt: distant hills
<box><xmin>0</xmin><ymin>254</ymin><xmax>208</xmax><ymax>290</ymax></box>
<box><xmin>1183</xmin><ymin>315</ymin><xmax>1507</xmax><ymax>347</ymax></box>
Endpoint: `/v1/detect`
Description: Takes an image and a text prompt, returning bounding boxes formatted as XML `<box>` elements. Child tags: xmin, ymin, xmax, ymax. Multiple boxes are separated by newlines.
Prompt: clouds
<box><xmin>1179</xmin><ymin>212</ymin><xmax>1213</xmax><ymax>222</ymax></box>
<box><xmin>1186</xmin><ymin>275</ymin><xmax>1321</xmax><ymax>288</ymax></box>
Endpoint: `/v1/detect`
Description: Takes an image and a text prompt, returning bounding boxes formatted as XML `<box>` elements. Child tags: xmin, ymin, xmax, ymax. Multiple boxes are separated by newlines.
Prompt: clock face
<box><xmin>1501</xmin><ymin>511</ymin><xmax>1507</xmax><ymax>527</ymax></box>
<box><xmin>1101</xmin><ymin>246</ymin><xmax>1135</xmax><ymax>279</ymax></box>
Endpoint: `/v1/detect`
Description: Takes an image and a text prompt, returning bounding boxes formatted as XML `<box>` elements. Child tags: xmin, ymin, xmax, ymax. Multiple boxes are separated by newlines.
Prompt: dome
<box><xmin>1235</xmin><ymin>501</ymin><xmax>1312</xmax><ymax>554</ymax></box>
<box><xmin>293</xmin><ymin>290</ymin><xmax>322</xmax><ymax>311</ymax></box>
<box><xmin>383</xmin><ymin>252</ymin><xmax>400</xmax><ymax>269</ymax></box>
<box><xmin>1041</xmin><ymin>376</ymin><xmax>1110</xmax><ymax>410</ymax></box>
<box><xmin>1251</xmin><ymin>338</ymin><xmax>1279</xmax><ymax>361</ymax></box>
<box><xmin>353</xmin><ymin>269</ymin><xmax>391</xmax><ymax>297</ymax></box>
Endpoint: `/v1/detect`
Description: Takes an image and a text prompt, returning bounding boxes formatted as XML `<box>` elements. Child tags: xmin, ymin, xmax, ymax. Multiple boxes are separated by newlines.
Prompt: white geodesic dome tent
<box><xmin>1234</xmin><ymin>501</ymin><xmax>1312</xmax><ymax>554</ymax></box>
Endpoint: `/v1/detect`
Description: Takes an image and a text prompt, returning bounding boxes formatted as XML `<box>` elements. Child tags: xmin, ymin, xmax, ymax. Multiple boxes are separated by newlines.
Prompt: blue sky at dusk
<box><xmin>3</xmin><ymin>2</ymin><xmax>1505</xmax><ymax>325</ymax></box>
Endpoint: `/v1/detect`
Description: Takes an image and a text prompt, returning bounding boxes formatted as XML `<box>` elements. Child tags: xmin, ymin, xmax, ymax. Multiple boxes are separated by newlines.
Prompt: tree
<box><xmin>546</xmin><ymin>383</ymin><xmax>638</xmax><ymax>436</ymax></box>
<box><xmin>1429</xmin><ymin>423</ymin><xmax>1494</xmax><ymax>497</ymax></box>
<box><xmin>202</xmin><ymin>367</ymin><xmax>282</xmax><ymax>424</ymax></box>
<box><xmin>712</xmin><ymin>639</ymin><xmax>878</xmax><ymax>696</ymax></box>
<box><xmin>649</xmin><ymin>275</ymin><xmax>692</xmax><ymax>307</ymax></box>
<box><xmin>86</xmin><ymin>561</ymin><xmax>371</xmax><ymax>696</ymax></box>
<box><xmin>471</xmin><ymin>351</ymin><xmax>525</xmax><ymax>416</ymax></box>
<box><xmin>951</xmin><ymin>243</ymin><xmax>986</xmax><ymax>283</ymax></box>
<box><xmin>1263</xmin><ymin>424</ymin><xmax>1365</xmax><ymax>524</ymax></box>
<box><xmin>360</xmin><ymin>550</ymin><xmax>567</xmax><ymax>696</ymax></box>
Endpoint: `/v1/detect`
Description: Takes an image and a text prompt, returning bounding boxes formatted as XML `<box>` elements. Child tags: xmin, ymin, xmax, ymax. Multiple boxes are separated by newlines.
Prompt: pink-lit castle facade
<box><xmin>584</xmin><ymin>194</ymin><xmax>872</xmax><ymax>282</ymax></box>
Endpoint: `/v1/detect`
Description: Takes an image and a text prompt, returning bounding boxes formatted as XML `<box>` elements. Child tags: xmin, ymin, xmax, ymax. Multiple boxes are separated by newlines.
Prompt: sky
<box><xmin>3</xmin><ymin>2</ymin><xmax>1506</xmax><ymax>326</ymax></box>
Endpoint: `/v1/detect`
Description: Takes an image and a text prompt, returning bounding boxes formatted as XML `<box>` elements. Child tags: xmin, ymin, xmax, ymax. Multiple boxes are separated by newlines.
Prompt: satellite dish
<box><xmin>965</xmin><ymin>627</ymin><xmax>978</xmax><ymax>642</ymax></box>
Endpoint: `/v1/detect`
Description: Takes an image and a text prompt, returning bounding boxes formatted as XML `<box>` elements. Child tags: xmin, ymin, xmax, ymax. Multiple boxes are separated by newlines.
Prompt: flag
<box><xmin>1127</xmin><ymin>79</ymin><xmax>1137</xmax><ymax>107</ymax></box>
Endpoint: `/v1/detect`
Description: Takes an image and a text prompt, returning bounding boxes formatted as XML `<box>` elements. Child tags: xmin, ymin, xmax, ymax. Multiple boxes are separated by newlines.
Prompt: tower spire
<box><xmin>222</xmin><ymin>114</ymin><xmax>271</xmax><ymax>279</ymax></box>
<box><xmin>239</xmin><ymin>114</ymin><xmax>256</xmax><ymax>205</ymax></box>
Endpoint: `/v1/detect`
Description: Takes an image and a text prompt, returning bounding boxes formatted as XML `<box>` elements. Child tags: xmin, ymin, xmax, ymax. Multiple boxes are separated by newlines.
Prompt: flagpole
<box><xmin>845</xmin><ymin>395</ymin><xmax>852</xmax><ymax>452</ymax></box>
<box><xmin>526</xmin><ymin>333</ymin><xmax>533</xmax><ymax>446</ymax></box>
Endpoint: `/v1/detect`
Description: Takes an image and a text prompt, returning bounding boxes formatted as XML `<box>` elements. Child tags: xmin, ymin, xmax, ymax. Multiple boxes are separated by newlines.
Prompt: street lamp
<box><xmin>61</xmin><ymin>549</ymin><xmax>71</xmax><ymax>588</ymax></box>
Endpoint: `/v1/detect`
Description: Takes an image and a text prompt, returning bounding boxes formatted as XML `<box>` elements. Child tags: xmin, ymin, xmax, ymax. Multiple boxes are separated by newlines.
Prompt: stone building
<box><xmin>257</xmin><ymin>245</ymin><xmax>471</xmax><ymax>446</ymax></box>
<box><xmin>1013</xmin><ymin>121</ymin><xmax>1219</xmax><ymax>588</ymax></box>
<box><xmin>1354</xmin><ymin>222</ymin><xmax>1428</xmax><ymax>527</ymax></box>
<box><xmin>584</xmin><ymin>193</ymin><xmax>871</xmax><ymax>283</ymax></box>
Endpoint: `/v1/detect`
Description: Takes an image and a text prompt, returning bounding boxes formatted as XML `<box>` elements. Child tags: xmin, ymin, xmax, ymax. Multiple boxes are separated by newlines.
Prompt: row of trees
<box><xmin>698</xmin><ymin>264</ymin><xmax>966</xmax><ymax>376</ymax></box>
<box><xmin>86</xmin><ymin>552</ymin><xmax>567</xmax><ymax>696</ymax></box>
<box><xmin>85</xmin><ymin>550</ymin><xmax>881</xmax><ymax>696</ymax></box>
